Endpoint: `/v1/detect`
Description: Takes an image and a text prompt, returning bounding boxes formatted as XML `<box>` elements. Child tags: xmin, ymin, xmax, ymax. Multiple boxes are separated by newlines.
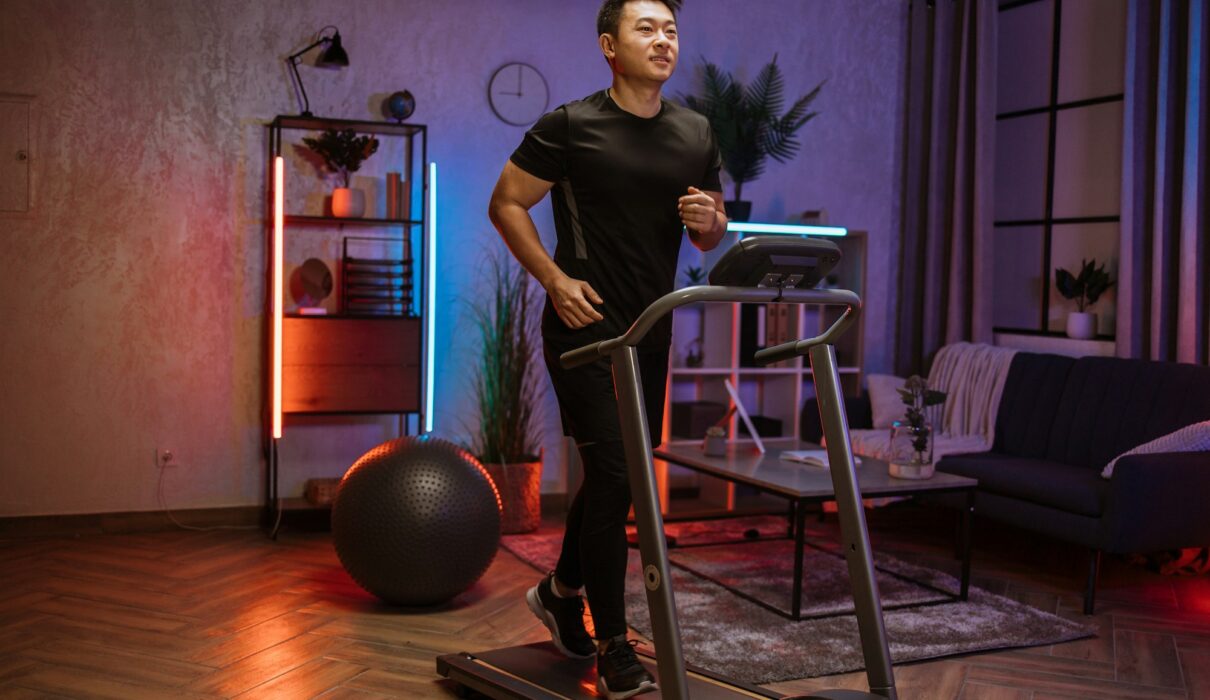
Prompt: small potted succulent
<box><xmin>888</xmin><ymin>375</ymin><xmax>947</xmax><ymax>480</ymax></box>
<box><xmin>302</xmin><ymin>128</ymin><xmax>379</xmax><ymax>218</ymax></box>
<box><xmin>1055</xmin><ymin>258</ymin><xmax>1114</xmax><ymax>340</ymax></box>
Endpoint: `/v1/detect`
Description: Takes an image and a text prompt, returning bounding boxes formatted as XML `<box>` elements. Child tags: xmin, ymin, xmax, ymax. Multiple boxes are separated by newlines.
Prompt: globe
<box><xmin>386</xmin><ymin>90</ymin><xmax>416</xmax><ymax>122</ymax></box>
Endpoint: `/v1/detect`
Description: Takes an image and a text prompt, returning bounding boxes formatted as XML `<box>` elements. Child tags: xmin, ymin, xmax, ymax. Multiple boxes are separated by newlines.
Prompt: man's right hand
<box><xmin>544</xmin><ymin>272</ymin><xmax>604</xmax><ymax>329</ymax></box>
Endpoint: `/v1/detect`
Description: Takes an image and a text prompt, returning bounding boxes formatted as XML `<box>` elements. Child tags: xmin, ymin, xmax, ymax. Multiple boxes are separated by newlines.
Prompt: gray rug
<box><xmin>502</xmin><ymin>517</ymin><xmax>1096</xmax><ymax>684</ymax></box>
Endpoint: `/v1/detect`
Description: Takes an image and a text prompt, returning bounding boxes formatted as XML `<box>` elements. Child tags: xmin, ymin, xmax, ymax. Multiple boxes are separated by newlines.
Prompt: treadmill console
<box><xmin>708</xmin><ymin>235</ymin><xmax>841</xmax><ymax>289</ymax></box>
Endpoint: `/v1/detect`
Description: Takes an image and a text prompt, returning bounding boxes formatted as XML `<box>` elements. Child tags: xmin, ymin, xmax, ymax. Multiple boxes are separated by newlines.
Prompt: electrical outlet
<box><xmin>157</xmin><ymin>448</ymin><xmax>178</xmax><ymax>468</ymax></box>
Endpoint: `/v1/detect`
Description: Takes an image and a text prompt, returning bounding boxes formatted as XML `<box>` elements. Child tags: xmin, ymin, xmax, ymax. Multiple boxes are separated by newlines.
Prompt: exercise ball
<box><xmin>331</xmin><ymin>436</ymin><xmax>502</xmax><ymax>606</ymax></box>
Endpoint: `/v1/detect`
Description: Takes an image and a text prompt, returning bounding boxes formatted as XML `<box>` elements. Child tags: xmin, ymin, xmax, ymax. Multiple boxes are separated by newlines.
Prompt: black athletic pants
<box><xmin>543</xmin><ymin>340</ymin><xmax>668</xmax><ymax>641</ymax></box>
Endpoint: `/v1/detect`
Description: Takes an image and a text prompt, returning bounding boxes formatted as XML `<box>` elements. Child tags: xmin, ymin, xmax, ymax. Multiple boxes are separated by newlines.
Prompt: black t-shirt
<box><xmin>510</xmin><ymin>89</ymin><xmax>722</xmax><ymax>350</ymax></box>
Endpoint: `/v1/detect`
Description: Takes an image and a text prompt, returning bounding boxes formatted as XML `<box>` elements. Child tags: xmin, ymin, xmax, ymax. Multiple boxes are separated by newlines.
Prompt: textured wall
<box><xmin>0</xmin><ymin>0</ymin><xmax>906</xmax><ymax>516</ymax></box>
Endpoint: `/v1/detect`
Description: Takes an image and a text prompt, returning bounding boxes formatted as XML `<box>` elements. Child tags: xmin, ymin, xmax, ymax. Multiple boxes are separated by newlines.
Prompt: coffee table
<box><xmin>654</xmin><ymin>439</ymin><xmax>978</xmax><ymax>620</ymax></box>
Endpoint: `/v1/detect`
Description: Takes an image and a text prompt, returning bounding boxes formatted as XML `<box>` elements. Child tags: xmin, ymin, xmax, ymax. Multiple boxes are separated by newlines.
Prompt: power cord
<box><xmin>157</xmin><ymin>461</ymin><xmax>259</xmax><ymax>532</ymax></box>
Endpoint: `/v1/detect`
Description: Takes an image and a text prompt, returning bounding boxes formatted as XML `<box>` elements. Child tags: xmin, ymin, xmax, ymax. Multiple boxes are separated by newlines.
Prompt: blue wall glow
<box><xmin>425</xmin><ymin>162</ymin><xmax>437</xmax><ymax>434</ymax></box>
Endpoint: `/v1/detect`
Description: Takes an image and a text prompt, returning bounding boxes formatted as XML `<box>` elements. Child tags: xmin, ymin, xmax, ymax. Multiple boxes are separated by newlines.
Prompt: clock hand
<box><xmin>516</xmin><ymin>64</ymin><xmax>523</xmax><ymax>97</ymax></box>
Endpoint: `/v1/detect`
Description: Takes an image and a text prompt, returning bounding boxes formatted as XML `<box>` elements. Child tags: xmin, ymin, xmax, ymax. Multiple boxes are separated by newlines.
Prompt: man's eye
<box><xmin>638</xmin><ymin>26</ymin><xmax>653</xmax><ymax>32</ymax></box>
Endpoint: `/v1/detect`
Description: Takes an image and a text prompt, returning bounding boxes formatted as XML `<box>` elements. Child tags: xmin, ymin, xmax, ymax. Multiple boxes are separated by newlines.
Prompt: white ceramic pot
<box><xmin>332</xmin><ymin>187</ymin><xmax>366</xmax><ymax>218</ymax></box>
<box><xmin>1066</xmin><ymin>311</ymin><xmax>1097</xmax><ymax>340</ymax></box>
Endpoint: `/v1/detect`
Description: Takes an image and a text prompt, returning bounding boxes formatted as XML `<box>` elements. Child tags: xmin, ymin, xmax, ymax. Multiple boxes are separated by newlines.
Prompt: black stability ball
<box><xmin>331</xmin><ymin>436</ymin><xmax>502</xmax><ymax>606</ymax></box>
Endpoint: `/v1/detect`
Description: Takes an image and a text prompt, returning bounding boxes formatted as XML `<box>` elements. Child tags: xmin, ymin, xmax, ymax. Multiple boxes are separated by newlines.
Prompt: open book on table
<box><xmin>778</xmin><ymin>449</ymin><xmax>862</xmax><ymax>468</ymax></box>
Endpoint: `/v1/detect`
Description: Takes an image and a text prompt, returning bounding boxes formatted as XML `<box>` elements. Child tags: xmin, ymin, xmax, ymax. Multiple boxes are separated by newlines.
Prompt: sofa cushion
<box><xmin>1046</xmin><ymin>357</ymin><xmax>1210</xmax><ymax>470</ymax></box>
<box><xmin>937</xmin><ymin>452</ymin><xmax>1108</xmax><ymax>517</ymax></box>
<box><xmin>867</xmin><ymin>373</ymin><xmax>907</xmax><ymax>428</ymax></box>
<box><xmin>993</xmin><ymin>353</ymin><xmax>1075</xmax><ymax>459</ymax></box>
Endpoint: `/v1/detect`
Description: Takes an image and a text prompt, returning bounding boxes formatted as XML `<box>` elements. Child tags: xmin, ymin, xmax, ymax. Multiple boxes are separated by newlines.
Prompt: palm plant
<box><xmin>680</xmin><ymin>54</ymin><xmax>823</xmax><ymax>203</ymax></box>
<box><xmin>467</xmin><ymin>251</ymin><xmax>544</xmax><ymax>464</ymax></box>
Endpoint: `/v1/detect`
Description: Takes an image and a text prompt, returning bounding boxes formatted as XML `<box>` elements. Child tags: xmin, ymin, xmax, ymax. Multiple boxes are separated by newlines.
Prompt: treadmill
<box><xmin>438</xmin><ymin>235</ymin><xmax>898</xmax><ymax>699</ymax></box>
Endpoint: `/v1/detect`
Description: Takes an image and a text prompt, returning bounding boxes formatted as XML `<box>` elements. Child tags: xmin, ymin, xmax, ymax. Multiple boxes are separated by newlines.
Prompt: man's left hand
<box><xmin>678</xmin><ymin>186</ymin><xmax>720</xmax><ymax>235</ymax></box>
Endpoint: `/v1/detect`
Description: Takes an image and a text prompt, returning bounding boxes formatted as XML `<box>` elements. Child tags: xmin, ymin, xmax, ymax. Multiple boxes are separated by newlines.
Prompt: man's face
<box><xmin>603</xmin><ymin>1</ymin><xmax>679</xmax><ymax>83</ymax></box>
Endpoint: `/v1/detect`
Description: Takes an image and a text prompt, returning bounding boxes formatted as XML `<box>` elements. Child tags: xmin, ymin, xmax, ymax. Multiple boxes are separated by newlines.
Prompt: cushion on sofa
<box><xmin>867</xmin><ymin>374</ymin><xmax>907</xmax><ymax>428</ymax></box>
<box><xmin>1046</xmin><ymin>357</ymin><xmax>1210</xmax><ymax>469</ymax></box>
<box><xmin>1102</xmin><ymin>420</ymin><xmax>1210</xmax><ymax>479</ymax></box>
<box><xmin>993</xmin><ymin>353</ymin><xmax>1075</xmax><ymax>459</ymax></box>
<box><xmin>938</xmin><ymin>452</ymin><xmax>1109</xmax><ymax>517</ymax></box>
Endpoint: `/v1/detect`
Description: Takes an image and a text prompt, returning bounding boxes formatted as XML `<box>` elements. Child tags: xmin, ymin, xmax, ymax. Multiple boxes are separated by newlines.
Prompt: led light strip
<box><xmin>424</xmin><ymin>162</ymin><xmax>437</xmax><ymax>433</ymax></box>
<box><xmin>727</xmin><ymin>222</ymin><xmax>847</xmax><ymax>237</ymax></box>
<box><xmin>272</xmin><ymin>157</ymin><xmax>284</xmax><ymax>439</ymax></box>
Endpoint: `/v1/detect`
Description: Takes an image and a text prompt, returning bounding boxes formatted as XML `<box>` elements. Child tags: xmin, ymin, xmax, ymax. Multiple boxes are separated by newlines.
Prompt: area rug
<box><xmin>502</xmin><ymin>517</ymin><xmax>1096</xmax><ymax>684</ymax></box>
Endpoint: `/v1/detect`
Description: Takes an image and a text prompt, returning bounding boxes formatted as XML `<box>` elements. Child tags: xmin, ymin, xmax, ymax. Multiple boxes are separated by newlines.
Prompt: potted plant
<box><xmin>888</xmin><ymin>375</ymin><xmax>947</xmax><ymax>480</ymax></box>
<box><xmin>680</xmin><ymin>55</ymin><xmax>823</xmax><ymax>221</ymax></box>
<box><xmin>1055</xmin><ymin>258</ymin><xmax>1114</xmax><ymax>340</ymax></box>
<box><xmin>302</xmin><ymin>128</ymin><xmax>379</xmax><ymax>218</ymax></box>
<box><xmin>467</xmin><ymin>250</ymin><xmax>545</xmax><ymax>533</ymax></box>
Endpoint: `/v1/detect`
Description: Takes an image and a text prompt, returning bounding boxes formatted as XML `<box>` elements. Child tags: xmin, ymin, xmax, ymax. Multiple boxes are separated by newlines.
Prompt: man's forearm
<box><xmin>490</xmin><ymin>201</ymin><xmax>564</xmax><ymax>289</ymax></box>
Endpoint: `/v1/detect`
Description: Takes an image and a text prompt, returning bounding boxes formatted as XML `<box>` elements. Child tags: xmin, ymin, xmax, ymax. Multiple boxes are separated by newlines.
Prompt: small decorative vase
<box><xmin>1066</xmin><ymin>311</ymin><xmax>1097</xmax><ymax>340</ymax></box>
<box><xmin>332</xmin><ymin>187</ymin><xmax>366</xmax><ymax>218</ymax></box>
<box><xmin>702</xmin><ymin>427</ymin><xmax>727</xmax><ymax>457</ymax></box>
<box><xmin>888</xmin><ymin>420</ymin><xmax>935</xmax><ymax>479</ymax></box>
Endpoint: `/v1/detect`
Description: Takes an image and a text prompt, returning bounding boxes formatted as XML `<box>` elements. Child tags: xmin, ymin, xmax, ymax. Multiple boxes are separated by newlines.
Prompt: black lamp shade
<box><xmin>318</xmin><ymin>31</ymin><xmax>349</xmax><ymax>67</ymax></box>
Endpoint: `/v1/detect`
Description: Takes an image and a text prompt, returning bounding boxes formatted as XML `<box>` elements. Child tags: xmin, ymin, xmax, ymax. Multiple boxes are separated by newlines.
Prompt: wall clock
<box><xmin>488</xmin><ymin>62</ymin><xmax>549</xmax><ymax>126</ymax></box>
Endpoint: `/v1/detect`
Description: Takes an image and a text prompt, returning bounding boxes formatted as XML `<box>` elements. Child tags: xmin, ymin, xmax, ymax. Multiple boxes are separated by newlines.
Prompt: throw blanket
<box><xmin>1102</xmin><ymin>420</ymin><xmax>1210</xmax><ymax>479</ymax></box>
<box><xmin>849</xmin><ymin>342</ymin><xmax>1017</xmax><ymax>462</ymax></box>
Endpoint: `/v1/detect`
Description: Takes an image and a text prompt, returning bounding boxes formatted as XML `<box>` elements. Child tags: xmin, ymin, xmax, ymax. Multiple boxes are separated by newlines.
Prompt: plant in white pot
<box><xmin>302</xmin><ymin>128</ymin><xmax>379</xmax><ymax>218</ymax></box>
<box><xmin>467</xmin><ymin>250</ymin><xmax>545</xmax><ymax>534</ymax></box>
<box><xmin>679</xmin><ymin>55</ymin><xmax>822</xmax><ymax>221</ymax></box>
<box><xmin>1055</xmin><ymin>258</ymin><xmax>1114</xmax><ymax>340</ymax></box>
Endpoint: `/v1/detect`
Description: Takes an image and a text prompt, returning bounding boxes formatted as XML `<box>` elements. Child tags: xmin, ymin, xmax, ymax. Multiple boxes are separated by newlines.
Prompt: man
<box><xmin>487</xmin><ymin>1</ymin><xmax>726</xmax><ymax>697</ymax></box>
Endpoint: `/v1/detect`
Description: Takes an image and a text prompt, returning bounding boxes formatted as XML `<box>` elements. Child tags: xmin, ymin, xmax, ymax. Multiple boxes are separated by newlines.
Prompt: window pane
<box><xmin>995</xmin><ymin>114</ymin><xmax>1050</xmax><ymax>221</ymax></box>
<box><xmin>998</xmin><ymin>0</ymin><xmax>1054</xmax><ymax>114</ymax></box>
<box><xmin>993</xmin><ymin>225</ymin><xmax>1045</xmax><ymax>330</ymax></box>
<box><xmin>1058</xmin><ymin>0</ymin><xmax>1127</xmax><ymax>103</ymax></box>
<box><xmin>1053</xmin><ymin>101</ymin><xmax>1124</xmax><ymax>219</ymax></box>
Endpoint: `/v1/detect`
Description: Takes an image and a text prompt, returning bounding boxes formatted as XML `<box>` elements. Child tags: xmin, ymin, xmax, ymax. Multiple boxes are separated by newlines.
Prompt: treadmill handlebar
<box><xmin>559</xmin><ymin>285</ymin><xmax>861</xmax><ymax>369</ymax></box>
<box><xmin>753</xmin><ymin>304</ymin><xmax>861</xmax><ymax>365</ymax></box>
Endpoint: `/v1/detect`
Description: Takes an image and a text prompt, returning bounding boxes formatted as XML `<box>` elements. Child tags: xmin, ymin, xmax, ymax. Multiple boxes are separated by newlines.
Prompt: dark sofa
<box><xmin>802</xmin><ymin>352</ymin><xmax>1210</xmax><ymax>614</ymax></box>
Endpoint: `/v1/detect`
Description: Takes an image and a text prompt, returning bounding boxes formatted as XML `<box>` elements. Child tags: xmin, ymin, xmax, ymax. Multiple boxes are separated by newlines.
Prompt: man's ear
<box><xmin>599</xmin><ymin>33</ymin><xmax>615</xmax><ymax>61</ymax></box>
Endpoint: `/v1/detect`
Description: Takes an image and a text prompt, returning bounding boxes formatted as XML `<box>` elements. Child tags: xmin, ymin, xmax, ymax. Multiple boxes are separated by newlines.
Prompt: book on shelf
<box><xmin>778</xmin><ymin>449</ymin><xmax>862</xmax><ymax>468</ymax></box>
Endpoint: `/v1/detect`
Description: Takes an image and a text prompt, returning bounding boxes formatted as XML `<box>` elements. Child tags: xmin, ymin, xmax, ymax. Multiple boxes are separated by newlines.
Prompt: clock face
<box><xmin>489</xmin><ymin>63</ymin><xmax>549</xmax><ymax>126</ymax></box>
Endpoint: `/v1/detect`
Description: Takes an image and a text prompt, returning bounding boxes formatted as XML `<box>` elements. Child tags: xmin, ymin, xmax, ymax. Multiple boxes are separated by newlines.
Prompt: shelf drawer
<box><xmin>283</xmin><ymin>317</ymin><xmax>421</xmax><ymax>413</ymax></box>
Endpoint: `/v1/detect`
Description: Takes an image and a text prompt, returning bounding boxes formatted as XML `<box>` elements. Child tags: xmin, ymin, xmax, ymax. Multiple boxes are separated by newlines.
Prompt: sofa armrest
<box><xmin>1100</xmin><ymin>451</ymin><xmax>1210</xmax><ymax>552</ymax></box>
<box><xmin>800</xmin><ymin>394</ymin><xmax>872</xmax><ymax>444</ymax></box>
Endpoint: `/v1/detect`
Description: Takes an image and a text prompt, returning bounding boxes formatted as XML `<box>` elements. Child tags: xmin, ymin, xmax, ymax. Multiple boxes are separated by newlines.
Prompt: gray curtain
<box><xmin>1118</xmin><ymin>0</ymin><xmax>1209</xmax><ymax>364</ymax></box>
<box><xmin>894</xmin><ymin>0</ymin><xmax>997</xmax><ymax>377</ymax></box>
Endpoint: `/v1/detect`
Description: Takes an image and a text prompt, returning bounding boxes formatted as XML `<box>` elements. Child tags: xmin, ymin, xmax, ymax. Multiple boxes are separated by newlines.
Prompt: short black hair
<box><xmin>597</xmin><ymin>0</ymin><xmax>681</xmax><ymax>37</ymax></box>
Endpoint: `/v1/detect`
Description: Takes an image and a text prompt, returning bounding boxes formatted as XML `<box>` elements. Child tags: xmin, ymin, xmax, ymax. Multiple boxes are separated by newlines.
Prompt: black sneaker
<box><xmin>596</xmin><ymin>635</ymin><xmax>657</xmax><ymax>699</ymax></box>
<box><xmin>525</xmin><ymin>572</ymin><xmax>595</xmax><ymax>659</ymax></box>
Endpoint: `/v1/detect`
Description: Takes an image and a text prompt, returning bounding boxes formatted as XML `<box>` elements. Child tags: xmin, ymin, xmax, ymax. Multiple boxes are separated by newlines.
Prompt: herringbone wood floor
<box><xmin>1</xmin><ymin>503</ymin><xmax>1208</xmax><ymax>699</ymax></box>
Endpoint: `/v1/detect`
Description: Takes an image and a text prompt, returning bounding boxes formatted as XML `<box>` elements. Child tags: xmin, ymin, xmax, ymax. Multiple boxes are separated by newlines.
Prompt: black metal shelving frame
<box><xmin>264</xmin><ymin>115</ymin><xmax>430</xmax><ymax>536</ymax></box>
